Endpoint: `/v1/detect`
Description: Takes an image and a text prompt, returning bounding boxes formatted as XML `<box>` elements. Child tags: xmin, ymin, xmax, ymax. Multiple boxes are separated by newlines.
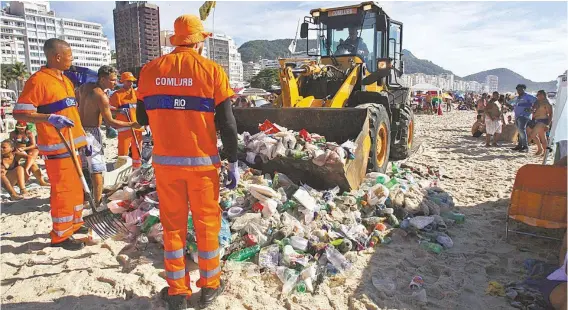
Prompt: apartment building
<box><xmin>243</xmin><ymin>61</ymin><xmax>261</xmax><ymax>82</ymax></box>
<box><xmin>1</xmin><ymin>1</ymin><xmax>110</xmax><ymax>74</ymax></box>
<box><xmin>485</xmin><ymin>75</ymin><xmax>498</xmax><ymax>92</ymax></box>
<box><xmin>204</xmin><ymin>33</ymin><xmax>243</xmax><ymax>86</ymax></box>
<box><xmin>113</xmin><ymin>1</ymin><xmax>160</xmax><ymax>73</ymax></box>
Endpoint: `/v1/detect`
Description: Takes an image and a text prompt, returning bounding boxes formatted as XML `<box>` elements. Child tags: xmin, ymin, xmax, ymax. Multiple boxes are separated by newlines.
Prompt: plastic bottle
<box><xmin>391</xmin><ymin>162</ymin><xmax>400</xmax><ymax>175</ymax></box>
<box><xmin>296</xmin><ymin>280</ymin><xmax>307</xmax><ymax>293</ymax></box>
<box><xmin>387</xmin><ymin>213</ymin><xmax>400</xmax><ymax>227</ymax></box>
<box><xmin>227</xmin><ymin>244</ymin><xmax>261</xmax><ymax>261</ymax></box>
<box><xmin>384</xmin><ymin>178</ymin><xmax>399</xmax><ymax>190</ymax></box>
<box><xmin>441</xmin><ymin>211</ymin><xmax>465</xmax><ymax>224</ymax></box>
<box><xmin>325</xmin><ymin>246</ymin><xmax>352</xmax><ymax>272</ymax></box>
<box><xmin>141</xmin><ymin>208</ymin><xmax>160</xmax><ymax>233</ymax></box>
<box><xmin>420</xmin><ymin>241</ymin><xmax>443</xmax><ymax>254</ymax></box>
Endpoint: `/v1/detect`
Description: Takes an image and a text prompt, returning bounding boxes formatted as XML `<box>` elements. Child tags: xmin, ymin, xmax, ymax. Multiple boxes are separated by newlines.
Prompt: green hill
<box><xmin>401</xmin><ymin>49</ymin><xmax>455</xmax><ymax>76</ymax></box>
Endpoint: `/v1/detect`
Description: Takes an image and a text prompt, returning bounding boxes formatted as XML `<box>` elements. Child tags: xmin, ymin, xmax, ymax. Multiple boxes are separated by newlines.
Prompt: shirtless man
<box><xmin>471</xmin><ymin>114</ymin><xmax>485</xmax><ymax>137</ymax></box>
<box><xmin>77</xmin><ymin>65</ymin><xmax>140</xmax><ymax>205</ymax></box>
<box><xmin>484</xmin><ymin>91</ymin><xmax>502</xmax><ymax>146</ymax></box>
<box><xmin>477</xmin><ymin>93</ymin><xmax>487</xmax><ymax>121</ymax></box>
<box><xmin>529</xmin><ymin>90</ymin><xmax>553</xmax><ymax>156</ymax></box>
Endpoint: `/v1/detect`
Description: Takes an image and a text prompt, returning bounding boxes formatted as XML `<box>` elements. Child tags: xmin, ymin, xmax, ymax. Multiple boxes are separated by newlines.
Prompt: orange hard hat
<box><xmin>120</xmin><ymin>72</ymin><xmax>137</xmax><ymax>82</ymax></box>
<box><xmin>169</xmin><ymin>15</ymin><xmax>212</xmax><ymax>46</ymax></box>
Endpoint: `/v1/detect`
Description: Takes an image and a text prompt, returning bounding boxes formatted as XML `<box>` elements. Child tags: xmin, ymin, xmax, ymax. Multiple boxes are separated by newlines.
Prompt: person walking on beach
<box><xmin>512</xmin><ymin>84</ymin><xmax>536</xmax><ymax>153</ymax></box>
<box><xmin>136</xmin><ymin>15</ymin><xmax>239</xmax><ymax>309</ymax></box>
<box><xmin>529</xmin><ymin>90</ymin><xmax>553</xmax><ymax>156</ymax></box>
<box><xmin>77</xmin><ymin>65</ymin><xmax>140</xmax><ymax>206</ymax></box>
<box><xmin>485</xmin><ymin>91</ymin><xmax>502</xmax><ymax>147</ymax></box>
<box><xmin>13</xmin><ymin>38</ymin><xmax>88</xmax><ymax>251</ymax></box>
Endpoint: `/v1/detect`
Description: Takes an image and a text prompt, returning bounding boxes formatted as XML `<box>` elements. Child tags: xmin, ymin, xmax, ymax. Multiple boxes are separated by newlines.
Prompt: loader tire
<box><xmin>368</xmin><ymin>105</ymin><xmax>391</xmax><ymax>173</ymax></box>
<box><xmin>390</xmin><ymin>107</ymin><xmax>415</xmax><ymax>160</ymax></box>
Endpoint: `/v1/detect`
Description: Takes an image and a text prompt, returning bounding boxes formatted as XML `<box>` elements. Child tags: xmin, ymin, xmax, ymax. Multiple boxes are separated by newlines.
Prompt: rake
<box><xmin>56</xmin><ymin>127</ymin><xmax>129</xmax><ymax>240</ymax></box>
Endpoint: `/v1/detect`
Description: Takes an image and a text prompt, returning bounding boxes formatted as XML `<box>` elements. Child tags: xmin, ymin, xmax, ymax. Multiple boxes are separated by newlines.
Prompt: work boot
<box><xmin>74</xmin><ymin>226</ymin><xmax>89</xmax><ymax>235</ymax></box>
<box><xmin>519</xmin><ymin>147</ymin><xmax>529</xmax><ymax>153</ymax></box>
<box><xmin>160</xmin><ymin>287</ymin><xmax>188</xmax><ymax>310</ymax></box>
<box><xmin>51</xmin><ymin>238</ymin><xmax>85</xmax><ymax>251</ymax></box>
<box><xmin>199</xmin><ymin>280</ymin><xmax>225</xmax><ymax>309</ymax></box>
<box><xmin>511</xmin><ymin>145</ymin><xmax>522</xmax><ymax>151</ymax></box>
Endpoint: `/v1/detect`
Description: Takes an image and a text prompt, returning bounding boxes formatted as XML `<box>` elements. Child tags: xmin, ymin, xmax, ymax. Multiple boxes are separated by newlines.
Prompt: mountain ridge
<box><xmin>237</xmin><ymin>39</ymin><xmax>556</xmax><ymax>91</ymax></box>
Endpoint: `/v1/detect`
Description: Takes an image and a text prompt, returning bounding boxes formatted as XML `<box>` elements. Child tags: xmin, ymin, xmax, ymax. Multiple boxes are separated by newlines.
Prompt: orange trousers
<box><xmin>45</xmin><ymin>156</ymin><xmax>84</xmax><ymax>244</ymax></box>
<box><xmin>154</xmin><ymin>166</ymin><xmax>221</xmax><ymax>296</ymax></box>
<box><xmin>117</xmin><ymin>130</ymin><xmax>142</xmax><ymax>168</ymax></box>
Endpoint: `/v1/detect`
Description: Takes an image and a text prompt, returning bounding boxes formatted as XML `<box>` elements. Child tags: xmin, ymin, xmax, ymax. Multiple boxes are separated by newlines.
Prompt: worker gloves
<box><xmin>225</xmin><ymin>161</ymin><xmax>240</xmax><ymax>190</ymax></box>
<box><xmin>48</xmin><ymin>114</ymin><xmax>74</xmax><ymax>129</ymax></box>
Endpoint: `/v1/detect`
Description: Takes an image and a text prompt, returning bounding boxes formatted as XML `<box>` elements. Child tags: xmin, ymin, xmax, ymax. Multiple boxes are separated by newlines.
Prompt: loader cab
<box><xmin>301</xmin><ymin>2</ymin><xmax>404</xmax><ymax>84</ymax></box>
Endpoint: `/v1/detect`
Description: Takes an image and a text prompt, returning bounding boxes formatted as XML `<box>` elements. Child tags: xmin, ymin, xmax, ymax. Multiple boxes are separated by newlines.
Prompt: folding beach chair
<box><xmin>506</xmin><ymin>164</ymin><xmax>567</xmax><ymax>240</ymax></box>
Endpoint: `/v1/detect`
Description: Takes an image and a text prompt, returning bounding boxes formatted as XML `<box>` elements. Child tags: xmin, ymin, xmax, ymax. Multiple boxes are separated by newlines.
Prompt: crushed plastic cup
<box><xmin>276</xmin><ymin>266</ymin><xmax>299</xmax><ymax>295</ymax></box>
<box><xmin>372</xmin><ymin>276</ymin><xmax>396</xmax><ymax>292</ymax></box>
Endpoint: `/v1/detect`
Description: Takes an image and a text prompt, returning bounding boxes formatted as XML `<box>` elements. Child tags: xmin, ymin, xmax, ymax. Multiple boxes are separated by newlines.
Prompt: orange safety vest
<box><xmin>109</xmin><ymin>87</ymin><xmax>141</xmax><ymax>133</ymax></box>
<box><xmin>14</xmin><ymin>66</ymin><xmax>87</xmax><ymax>156</ymax></box>
<box><xmin>137</xmin><ymin>47</ymin><xmax>234</xmax><ymax>171</ymax></box>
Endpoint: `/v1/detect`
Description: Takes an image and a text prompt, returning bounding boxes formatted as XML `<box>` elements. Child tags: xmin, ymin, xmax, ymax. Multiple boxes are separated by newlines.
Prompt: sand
<box><xmin>0</xmin><ymin>110</ymin><xmax>563</xmax><ymax>310</ymax></box>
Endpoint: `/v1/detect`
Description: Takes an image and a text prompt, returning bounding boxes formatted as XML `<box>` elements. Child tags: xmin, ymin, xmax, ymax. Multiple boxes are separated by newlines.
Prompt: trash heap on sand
<box><xmin>103</xmin><ymin>121</ymin><xmax>464</xmax><ymax>295</ymax></box>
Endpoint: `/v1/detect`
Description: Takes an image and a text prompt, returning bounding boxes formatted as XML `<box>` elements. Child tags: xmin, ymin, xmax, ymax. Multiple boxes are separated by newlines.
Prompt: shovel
<box><xmin>56</xmin><ymin>127</ymin><xmax>129</xmax><ymax>240</ymax></box>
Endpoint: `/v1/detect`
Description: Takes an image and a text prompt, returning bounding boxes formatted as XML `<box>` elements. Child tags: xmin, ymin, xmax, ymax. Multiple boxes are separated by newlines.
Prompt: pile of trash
<box><xmin>100</xmin><ymin>121</ymin><xmax>464</xmax><ymax>294</ymax></box>
<box><xmin>238</xmin><ymin>120</ymin><xmax>357</xmax><ymax>167</ymax></box>
<box><xmin>103</xmin><ymin>156</ymin><xmax>464</xmax><ymax>295</ymax></box>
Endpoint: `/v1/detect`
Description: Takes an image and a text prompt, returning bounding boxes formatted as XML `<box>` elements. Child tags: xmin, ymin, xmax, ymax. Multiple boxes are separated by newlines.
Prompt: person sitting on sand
<box><xmin>529</xmin><ymin>90</ymin><xmax>553</xmax><ymax>156</ymax></box>
<box><xmin>9</xmin><ymin>121</ymin><xmax>48</xmax><ymax>186</ymax></box>
<box><xmin>471</xmin><ymin>114</ymin><xmax>485</xmax><ymax>137</ymax></box>
<box><xmin>537</xmin><ymin>232</ymin><xmax>567</xmax><ymax>310</ymax></box>
<box><xmin>485</xmin><ymin>91</ymin><xmax>502</xmax><ymax>146</ymax></box>
<box><xmin>1</xmin><ymin>139</ymin><xmax>34</xmax><ymax>200</ymax></box>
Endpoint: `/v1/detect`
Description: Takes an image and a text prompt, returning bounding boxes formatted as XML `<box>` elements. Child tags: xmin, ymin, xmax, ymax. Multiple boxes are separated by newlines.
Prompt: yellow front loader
<box><xmin>232</xmin><ymin>2</ymin><xmax>414</xmax><ymax>191</ymax></box>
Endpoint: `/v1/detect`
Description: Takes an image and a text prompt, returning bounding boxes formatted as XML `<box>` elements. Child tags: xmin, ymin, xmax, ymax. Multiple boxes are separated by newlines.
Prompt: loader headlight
<box><xmin>363</xmin><ymin>4</ymin><xmax>372</xmax><ymax>11</ymax></box>
<box><xmin>378</xmin><ymin>61</ymin><xmax>388</xmax><ymax>69</ymax></box>
<box><xmin>312</xmin><ymin>11</ymin><xmax>320</xmax><ymax>17</ymax></box>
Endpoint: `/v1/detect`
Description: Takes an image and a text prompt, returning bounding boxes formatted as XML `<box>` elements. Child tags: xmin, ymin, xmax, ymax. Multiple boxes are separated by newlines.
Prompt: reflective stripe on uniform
<box><xmin>164</xmin><ymin>248</ymin><xmax>184</xmax><ymax>260</ymax></box>
<box><xmin>116</xmin><ymin>127</ymin><xmax>130</xmax><ymax>133</ymax></box>
<box><xmin>38</xmin><ymin>135</ymin><xmax>87</xmax><ymax>152</ymax></box>
<box><xmin>166</xmin><ymin>269</ymin><xmax>186</xmax><ymax>280</ymax></box>
<box><xmin>74</xmin><ymin>204</ymin><xmax>83</xmax><ymax>211</ymax></box>
<box><xmin>144</xmin><ymin>95</ymin><xmax>215</xmax><ymax>113</ymax></box>
<box><xmin>52</xmin><ymin>215</ymin><xmax>73</xmax><ymax>223</ymax></box>
<box><xmin>198</xmin><ymin>248</ymin><xmax>219</xmax><ymax>260</ymax></box>
<box><xmin>52</xmin><ymin>226</ymin><xmax>73</xmax><ymax>237</ymax></box>
<box><xmin>74</xmin><ymin>218</ymin><xmax>83</xmax><ymax>223</ymax></box>
<box><xmin>152</xmin><ymin>154</ymin><xmax>220</xmax><ymax>167</ymax></box>
<box><xmin>119</xmin><ymin>103</ymin><xmax>136</xmax><ymax>110</ymax></box>
<box><xmin>199</xmin><ymin>266</ymin><xmax>221</xmax><ymax>279</ymax></box>
<box><xmin>14</xmin><ymin>103</ymin><xmax>37</xmax><ymax>112</ymax></box>
<box><xmin>36</xmin><ymin>97</ymin><xmax>77</xmax><ymax>114</ymax></box>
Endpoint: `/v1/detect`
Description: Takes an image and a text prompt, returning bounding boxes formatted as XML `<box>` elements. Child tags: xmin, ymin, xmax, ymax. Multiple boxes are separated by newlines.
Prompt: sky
<box><xmin>49</xmin><ymin>1</ymin><xmax>568</xmax><ymax>82</ymax></box>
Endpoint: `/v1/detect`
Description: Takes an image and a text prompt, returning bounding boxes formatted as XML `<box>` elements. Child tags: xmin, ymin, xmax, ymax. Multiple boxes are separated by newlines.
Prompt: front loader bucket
<box><xmin>232</xmin><ymin>107</ymin><xmax>372</xmax><ymax>192</ymax></box>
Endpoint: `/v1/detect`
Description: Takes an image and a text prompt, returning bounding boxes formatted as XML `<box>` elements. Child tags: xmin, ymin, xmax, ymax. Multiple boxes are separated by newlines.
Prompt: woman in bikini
<box><xmin>529</xmin><ymin>90</ymin><xmax>554</xmax><ymax>156</ymax></box>
<box><xmin>1</xmin><ymin>139</ymin><xmax>32</xmax><ymax>200</ymax></box>
<box><xmin>8</xmin><ymin>121</ymin><xmax>48</xmax><ymax>186</ymax></box>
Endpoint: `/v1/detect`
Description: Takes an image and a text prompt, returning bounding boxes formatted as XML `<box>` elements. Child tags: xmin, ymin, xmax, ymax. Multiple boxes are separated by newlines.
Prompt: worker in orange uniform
<box><xmin>110</xmin><ymin>72</ymin><xmax>143</xmax><ymax>168</ymax></box>
<box><xmin>136</xmin><ymin>15</ymin><xmax>239</xmax><ymax>309</ymax></box>
<box><xmin>14</xmin><ymin>38</ymin><xmax>87</xmax><ymax>251</ymax></box>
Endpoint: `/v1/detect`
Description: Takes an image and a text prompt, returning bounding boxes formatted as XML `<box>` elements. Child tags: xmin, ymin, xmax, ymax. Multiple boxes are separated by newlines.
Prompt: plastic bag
<box><xmin>108</xmin><ymin>200</ymin><xmax>129</xmax><ymax>214</ymax></box>
<box><xmin>258</xmin><ymin>244</ymin><xmax>280</xmax><ymax>270</ymax></box>
<box><xmin>109</xmin><ymin>187</ymin><xmax>136</xmax><ymax>201</ymax></box>
<box><xmin>367</xmin><ymin>183</ymin><xmax>389</xmax><ymax>206</ymax></box>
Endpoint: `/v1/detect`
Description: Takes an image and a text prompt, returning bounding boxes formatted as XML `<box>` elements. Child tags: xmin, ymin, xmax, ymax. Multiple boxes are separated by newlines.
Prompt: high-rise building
<box><xmin>159</xmin><ymin>29</ymin><xmax>173</xmax><ymax>47</ymax></box>
<box><xmin>204</xmin><ymin>33</ymin><xmax>242</xmax><ymax>86</ymax></box>
<box><xmin>113</xmin><ymin>1</ymin><xmax>160</xmax><ymax>74</ymax></box>
<box><xmin>485</xmin><ymin>75</ymin><xmax>498</xmax><ymax>92</ymax></box>
<box><xmin>1</xmin><ymin>1</ymin><xmax>110</xmax><ymax>74</ymax></box>
<box><xmin>243</xmin><ymin>61</ymin><xmax>261</xmax><ymax>82</ymax></box>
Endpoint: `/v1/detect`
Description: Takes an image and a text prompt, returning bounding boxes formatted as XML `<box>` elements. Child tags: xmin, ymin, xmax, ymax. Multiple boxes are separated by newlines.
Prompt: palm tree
<box><xmin>1</xmin><ymin>64</ymin><xmax>15</xmax><ymax>89</ymax></box>
<box><xmin>10</xmin><ymin>62</ymin><xmax>30</xmax><ymax>95</ymax></box>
